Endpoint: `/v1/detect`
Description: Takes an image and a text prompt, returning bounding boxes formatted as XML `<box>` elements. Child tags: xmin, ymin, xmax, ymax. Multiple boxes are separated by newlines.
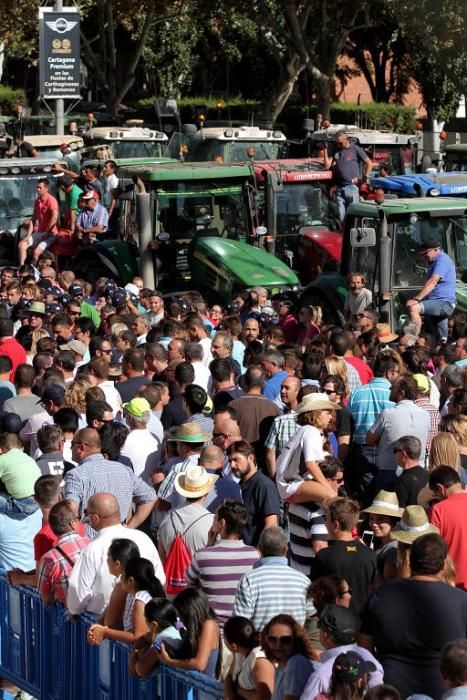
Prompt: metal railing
<box><xmin>0</xmin><ymin>575</ymin><xmax>223</xmax><ymax>700</ymax></box>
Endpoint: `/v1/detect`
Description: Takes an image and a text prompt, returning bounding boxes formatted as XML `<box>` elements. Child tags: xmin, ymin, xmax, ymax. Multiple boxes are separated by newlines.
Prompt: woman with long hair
<box><xmin>65</xmin><ymin>378</ymin><xmax>92</xmax><ymax>424</ymax></box>
<box><xmin>308</xmin><ymin>576</ymin><xmax>353</xmax><ymax>614</ymax></box>
<box><xmin>442</xmin><ymin>414</ymin><xmax>467</xmax><ymax>484</ymax></box>
<box><xmin>323</xmin><ymin>357</ymin><xmax>350</xmax><ymax>401</ymax></box>
<box><xmin>261</xmin><ymin>614</ymin><xmax>315</xmax><ymax>700</ymax></box>
<box><xmin>224</xmin><ymin>616</ymin><xmax>275</xmax><ymax>700</ymax></box>
<box><xmin>156</xmin><ymin>588</ymin><xmax>221</xmax><ymax>678</ymax></box>
<box><xmin>88</xmin><ymin>557</ymin><xmax>165</xmax><ymax>645</ymax></box>
<box><xmin>428</xmin><ymin>433</ymin><xmax>460</xmax><ymax>473</ymax></box>
<box><xmin>297</xmin><ymin>306</ymin><xmax>322</xmax><ymax>349</ymax></box>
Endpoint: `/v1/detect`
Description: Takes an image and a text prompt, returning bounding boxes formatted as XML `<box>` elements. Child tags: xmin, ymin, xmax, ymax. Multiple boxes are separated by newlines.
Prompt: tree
<box><xmin>79</xmin><ymin>0</ymin><xmax>166</xmax><ymax>116</ymax></box>
<box><xmin>240</xmin><ymin>0</ymin><xmax>369</xmax><ymax>125</ymax></box>
<box><xmin>391</xmin><ymin>0</ymin><xmax>467</xmax><ymax>120</ymax></box>
<box><xmin>345</xmin><ymin>5</ymin><xmax>412</xmax><ymax>103</ymax></box>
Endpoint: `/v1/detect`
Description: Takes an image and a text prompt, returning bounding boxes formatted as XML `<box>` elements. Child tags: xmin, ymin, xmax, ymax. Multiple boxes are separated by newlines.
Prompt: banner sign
<box><xmin>39</xmin><ymin>8</ymin><xmax>81</xmax><ymax>99</ymax></box>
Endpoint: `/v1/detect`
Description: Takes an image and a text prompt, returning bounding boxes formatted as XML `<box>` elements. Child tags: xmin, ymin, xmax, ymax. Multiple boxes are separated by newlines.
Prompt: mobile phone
<box><xmin>154</xmin><ymin>640</ymin><xmax>162</xmax><ymax>651</ymax></box>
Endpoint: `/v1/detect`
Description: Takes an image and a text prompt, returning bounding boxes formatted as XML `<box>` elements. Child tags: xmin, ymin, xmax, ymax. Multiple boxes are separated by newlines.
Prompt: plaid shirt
<box><xmin>38</xmin><ymin>532</ymin><xmax>90</xmax><ymax>604</ymax></box>
<box><xmin>264</xmin><ymin>412</ymin><xmax>298</xmax><ymax>452</ymax></box>
<box><xmin>63</xmin><ymin>453</ymin><xmax>157</xmax><ymax>521</ymax></box>
<box><xmin>415</xmin><ymin>397</ymin><xmax>440</xmax><ymax>453</ymax></box>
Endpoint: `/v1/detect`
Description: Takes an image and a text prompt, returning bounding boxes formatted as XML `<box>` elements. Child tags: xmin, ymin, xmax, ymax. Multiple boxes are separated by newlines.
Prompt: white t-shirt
<box><xmin>103</xmin><ymin>173</ymin><xmax>119</xmax><ymax>208</ymax></box>
<box><xmin>121</xmin><ymin>429</ymin><xmax>161</xmax><ymax>483</ymax></box>
<box><xmin>275</xmin><ymin>425</ymin><xmax>324</xmax><ymax>499</ymax></box>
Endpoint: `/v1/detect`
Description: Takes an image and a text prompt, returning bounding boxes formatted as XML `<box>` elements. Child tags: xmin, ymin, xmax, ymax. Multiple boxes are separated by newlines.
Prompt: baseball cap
<box><xmin>112</xmin><ymin>288</ymin><xmax>127</xmax><ymax>309</ymax></box>
<box><xmin>413</xmin><ymin>373</ymin><xmax>430</xmax><ymax>394</ymax></box>
<box><xmin>0</xmin><ymin>412</ymin><xmax>23</xmax><ymax>434</ymax></box>
<box><xmin>81</xmin><ymin>190</ymin><xmax>97</xmax><ymax>201</ymax></box>
<box><xmin>59</xmin><ymin>340</ymin><xmax>87</xmax><ymax>356</ymax></box>
<box><xmin>46</xmin><ymin>302</ymin><xmax>63</xmax><ymax>315</ymax></box>
<box><xmin>318</xmin><ymin>605</ymin><xmax>360</xmax><ymax>645</ymax></box>
<box><xmin>123</xmin><ymin>398</ymin><xmax>151</xmax><ymax>418</ymax></box>
<box><xmin>69</xmin><ymin>284</ymin><xmax>84</xmax><ymax>298</ymax></box>
<box><xmin>40</xmin><ymin>385</ymin><xmax>66</xmax><ymax>404</ymax></box>
<box><xmin>332</xmin><ymin>651</ymin><xmax>376</xmax><ymax>682</ymax></box>
<box><xmin>418</xmin><ymin>238</ymin><xmax>442</xmax><ymax>251</ymax></box>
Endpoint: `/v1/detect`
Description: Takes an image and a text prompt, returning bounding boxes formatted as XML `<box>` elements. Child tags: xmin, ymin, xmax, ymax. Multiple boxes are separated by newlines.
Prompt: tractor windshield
<box><xmin>0</xmin><ymin>175</ymin><xmax>59</xmax><ymax>233</ymax></box>
<box><xmin>156</xmin><ymin>180</ymin><xmax>250</xmax><ymax>240</ymax></box>
<box><xmin>112</xmin><ymin>141</ymin><xmax>166</xmax><ymax>159</ymax></box>
<box><xmin>276</xmin><ymin>182</ymin><xmax>339</xmax><ymax>237</ymax></box>
<box><xmin>190</xmin><ymin>139</ymin><xmax>288</xmax><ymax>163</ymax></box>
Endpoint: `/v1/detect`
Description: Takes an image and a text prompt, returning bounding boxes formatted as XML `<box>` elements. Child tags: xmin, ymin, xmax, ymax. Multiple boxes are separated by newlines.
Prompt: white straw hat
<box><xmin>390</xmin><ymin>505</ymin><xmax>439</xmax><ymax>544</ymax></box>
<box><xmin>362</xmin><ymin>490</ymin><xmax>403</xmax><ymax>517</ymax></box>
<box><xmin>174</xmin><ymin>464</ymin><xmax>218</xmax><ymax>498</ymax></box>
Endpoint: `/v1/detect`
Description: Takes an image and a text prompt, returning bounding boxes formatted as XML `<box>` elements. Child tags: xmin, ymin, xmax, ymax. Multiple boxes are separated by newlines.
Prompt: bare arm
<box><xmin>337</xmin><ymin>435</ymin><xmax>350</xmax><ymax>462</ymax></box>
<box><xmin>264</xmin><ymin>447</ymin><xmax>276</xmax><ymax>478</ymax></box>
<box><xmin>323</xmin><ymin>148</ymin><xmax>333</xmax><ymax>170</ymax></box>
<box><xmin>263</xmin><ymin>514</ymin><xmax>278</xmax><ymax>530</ymax></box>
<box><xmin>88</xmin><ymin>600</ymin><xmax>148</xmax><ymax>645</ymax></box>
<box><xmin>157</xmin><ymin>619</ymin><xmax>219</xmax><ymax>672</ymax></box>
<box><xmin>365</xmin><ymin>431</ymin><xmax>379</xmax><ymax>447</ymax></box>
<box><xmin>126</xmin><ymin>499</ymin><xmax>157</xmax><ymax>529</ymax></box>
<box><xmin>102</xmin><ymin>582</ymin><xmax>126</xmax><ymax>628</ymax></box>
<box><xmin>363</xmin><ymin>157</ymin><xmax>373</xmax><ymax>179</ymax></box>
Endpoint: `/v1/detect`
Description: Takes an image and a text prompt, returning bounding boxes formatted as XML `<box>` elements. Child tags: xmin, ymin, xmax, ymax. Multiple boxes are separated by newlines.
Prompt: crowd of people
<box><xmin>0</xmin><ymin>256</ymin><xmax>466</xmax><ymax>700</ymax></box>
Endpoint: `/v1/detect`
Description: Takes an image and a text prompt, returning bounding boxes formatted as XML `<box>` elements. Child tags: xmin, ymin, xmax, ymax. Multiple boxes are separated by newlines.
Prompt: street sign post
<box><xmin>39</xmin><ymin>5</ymin><xmax>80</xmax><ymax>135</ymax></box>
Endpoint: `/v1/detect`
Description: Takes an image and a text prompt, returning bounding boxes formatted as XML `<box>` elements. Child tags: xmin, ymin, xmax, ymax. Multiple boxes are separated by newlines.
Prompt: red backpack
<box><xmin>164</xmin><ymin>511</ymin><xmax>210</xmax><ymax>595</ymax></box>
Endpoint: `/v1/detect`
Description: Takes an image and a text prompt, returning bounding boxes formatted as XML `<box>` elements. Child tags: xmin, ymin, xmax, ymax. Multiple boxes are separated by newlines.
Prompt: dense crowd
<box><xmin>0</xmin><ymin>258</ymin><xmax>466</xmax><ymax>700</ymax></box>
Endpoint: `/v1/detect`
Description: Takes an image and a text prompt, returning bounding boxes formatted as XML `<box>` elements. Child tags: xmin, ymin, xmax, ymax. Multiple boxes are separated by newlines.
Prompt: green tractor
<box><xmin>302</xmin><ymin>197</ymin><xmax>467</xmax><ymax>328</ymax></box>
<box><xmin>72</xmin><ymin>161</ymin><xmax>299</xmax><ymax>301</ymax></box>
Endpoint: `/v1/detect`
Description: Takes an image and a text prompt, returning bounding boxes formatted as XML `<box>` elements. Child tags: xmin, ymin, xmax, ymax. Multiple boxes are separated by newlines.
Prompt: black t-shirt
<box><xmin>161</xmin><ymin>396</ymin><xmax>188</xmax><ymax>430</ymax></box>
<box><xmin>313</xmin><ymin>539</ymin><xmax>377</xmax><ymax>616</ymax></box>
<box><xmin>335</xmin><ymin>405</ymin><xmax>354</xmax><ymax>438</ymax></box>
<box><xmin>395</xmin><ymin>465</ymin><xmax>429</xmax><ymax>508</ymax></box>
<box><xmin>361</xmin><ymin>579</ymin><xmax>467</xmax><ymax>699</ymax></box>
<box><xmin>241</xmin><ymin>470</ymin><xmax>280</xmax><ymax>546</ymax></box>
<box><xmin>17</xmin><ymin>141</ymin><xmax>36</xmax><ymax>158</ymax></box>
<box><xmin>212</xmin><ymin>386</ymin><xmax>243</xmax><ymax>410</ymax></box>
<box><xmin>116</xmin><ymin>375</ymin><xmax>150</xmax><ymax>403</ymax></box>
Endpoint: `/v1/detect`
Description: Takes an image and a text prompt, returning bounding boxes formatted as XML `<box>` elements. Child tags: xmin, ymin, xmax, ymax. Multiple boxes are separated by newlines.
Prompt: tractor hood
<box><xmin>193</xmin><ymin>237</ymin><xmax>299</xmax><ymax>287</ymax></box>
<box><xmin>299</xmin><ymin>227</ymin><xmax>342</xmax><ymax>262</ymax></box>
<box><xmin>372</xmin><ymin>173</ymin><xmax>467</xmax><ymax>197</ymax></box>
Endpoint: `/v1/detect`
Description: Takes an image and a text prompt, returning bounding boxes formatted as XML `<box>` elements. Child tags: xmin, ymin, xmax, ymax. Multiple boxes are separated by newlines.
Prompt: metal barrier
<box><xmin>0</xmin><ymin>575</ymin><xmax>223</xmax><ymax>700</ymax></box>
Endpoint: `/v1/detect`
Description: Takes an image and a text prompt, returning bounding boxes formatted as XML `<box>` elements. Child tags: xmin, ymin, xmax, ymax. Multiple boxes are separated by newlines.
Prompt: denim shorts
<box><xmin>419</xmin><ymin>299</ymin><xmax>455</xmax><ymax>318</ymax></box>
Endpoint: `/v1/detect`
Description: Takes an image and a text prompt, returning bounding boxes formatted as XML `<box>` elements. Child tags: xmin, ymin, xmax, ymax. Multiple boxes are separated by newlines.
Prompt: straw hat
<box><xmin>166</xmin><ymin>422</ymin><xmax>212</xmax><ymax>443</ymax></box>
<box><xmin>295</xmin><ymin>393</ymin><xmax>341</xmax><ymax>414</ymax></box>
<box><xmin>390</xmin><ymin>505</ymin><xmax>439</xmax><ymax>544</ymax></box>
<box><xmin>376</xmin><ymin>323</ymin><xmax>398</xmax><ymax>344</ymax></box>
<box><xmin>27</xmin><ymin>301</ymin><xmax>48</xmax><ymax>316</ymax></box>
<box><xmin>174</xmin><ymin>464</ymin><xmax>218</xmax><ymax>498</ymax></box>
<box><xmin>362</xmin><ymin>490</ymin><xmax>403</xmax><ymax>518</ymax></box>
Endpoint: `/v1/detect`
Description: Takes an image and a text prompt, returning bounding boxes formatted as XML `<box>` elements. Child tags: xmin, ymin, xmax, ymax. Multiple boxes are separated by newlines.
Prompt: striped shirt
<box><xmin>232</xmin><ymin>557</ymin><xmax>314</xmax><ymax>631</ymax></box>
<box><xmin>289</xmin><ymin>502</ymin><xmax>329</xmax><ymax>576</ymax></box>
<box><xmin>186</xmin><ymin>539</ymin><xmax>259</xmax><ymax>628</ymax></box>
<box><xmin>348</xmin><ymin>377</ymin><xmax>394</xmax><ymax>445</ymax></box>
<box><xmin>264</xmin><ymin>413</ymin><xmax>298</xmax><ymax>451</ymax></box>
<box><xmin>345</xmin><ymin>360</ymin><xmax>362</xmax><ymax>394</ymax></box>
<box><xmin>37</xmin><ymin>532</ymin><xmax>90</xmax><ymax>604</ymax></box>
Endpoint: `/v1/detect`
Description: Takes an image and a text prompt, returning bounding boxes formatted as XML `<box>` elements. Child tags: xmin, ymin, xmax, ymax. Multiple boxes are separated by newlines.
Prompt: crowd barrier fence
<box><xmin>0</xmin><ymin>575</ymin><xmax>224</xmax><ymax>700</ymax></box>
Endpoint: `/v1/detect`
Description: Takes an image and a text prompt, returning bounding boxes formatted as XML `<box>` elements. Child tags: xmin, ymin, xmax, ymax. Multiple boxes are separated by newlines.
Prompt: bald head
<box><xmin>199</xmin><ymin>444</ymin><xmax>224</xmax><ymax>471</ymax></box>
<box><xmin>220</xmin><ymin>418</ymin><xmax>241</xmax><ymax>439</ymax></box>
<box><xmin>87</xmin><ymin>493</ymin><xmax>120</xmax><ymax>529</ymax></box>
<box><xmin>75</xmin><ymin>427</ymin><xmax>101</xmax><ymax>451</ymax></box>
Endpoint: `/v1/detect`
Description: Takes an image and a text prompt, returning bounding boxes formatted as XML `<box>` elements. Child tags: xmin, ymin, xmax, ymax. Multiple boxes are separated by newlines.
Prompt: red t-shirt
<box><xmin>34</xmin><ymin>520</ymin><xmax>87</xmax><ymax>562</ymax></box>
<box><xmin>345</xmin><ymin>355</ymin><xmax>374</xmax><ymax>385</ymax></box>
<box><xmin>430</xmin><ymin>492</ymin><xmax>467</xmax><ymax>589</ymax></box>
<box><xmin>33</xmin><ymin>193</ymin><xmax>58</xmax><ymax>234</ymax></box>
<box><xmin>0</xmin><ymin>337</ymin><xmax>27</xmax><ymax>382</ymax></box>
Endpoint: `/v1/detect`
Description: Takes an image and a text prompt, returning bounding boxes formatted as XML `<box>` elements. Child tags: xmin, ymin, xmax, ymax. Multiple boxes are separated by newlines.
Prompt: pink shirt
<box><xmin>33</xmin><ymin>193</ymin><xmax>58</xmax><ymax>234</ymax></box>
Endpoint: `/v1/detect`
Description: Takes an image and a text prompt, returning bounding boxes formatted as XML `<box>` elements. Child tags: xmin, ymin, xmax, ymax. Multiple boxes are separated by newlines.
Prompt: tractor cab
<box><xmin>169</xmin><ymin>125</ymin><xmax>288</xmax><ymax>164</ymax></box>
<box><xmin>82</xmin><ymin>124</ymin><xmax>168</xmax><ymax>161</ymax></box>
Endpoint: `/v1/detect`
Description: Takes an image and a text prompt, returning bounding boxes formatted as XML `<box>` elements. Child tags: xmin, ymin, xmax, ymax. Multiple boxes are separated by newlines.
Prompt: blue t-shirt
<box><xmin>0</xmin><ymin>509</ymin><xmax>42</xmax><ymax>571</ymax></box>
<box><xmin>333</xmin><ymin>144</ymin><xmax>368</xmax><ymax>185</ymax></box>
<box><xmin>263</xmin><ymin>370</ymin><xmax>288</xmax><ymax>401</ymax></box>
<box><xmin>425</xmin><ymin>251</ymin><xmax>456</xmax><ymax>303</ymax></box>
<box><xmin>271</xmin><ymin>655</ymin><xmax>316</xmax><ymax>700</ymax></box>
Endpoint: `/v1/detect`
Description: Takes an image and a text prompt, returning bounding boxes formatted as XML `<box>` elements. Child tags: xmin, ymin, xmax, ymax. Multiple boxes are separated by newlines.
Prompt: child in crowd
<box><xmin>224</xmin><ymin>616</ymin><xmax>275</xmax><ymax>700</ymax></box>
<box><xmin>316</xmin><ymin>651</ymin><xmax>375</xmax><ymax>700</ymax></box>
<box><xmin>88</xmin><ymin>556</ymin><xmax>165</xmax><ymax>645</ymax></box>
<box><xmin>0</xmin><ymin>432</ymin><xmax>41</xmax><ymax>519</ymax></box>
<box><xmin>130</xmin><ymin>598</ymin><xmax>183</xmax><ymax>678</ymax></box>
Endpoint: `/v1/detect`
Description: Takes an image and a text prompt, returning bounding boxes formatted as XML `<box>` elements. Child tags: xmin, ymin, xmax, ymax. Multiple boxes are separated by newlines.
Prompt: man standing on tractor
<box><xmin>323</xmin><ymin>130</ymin><xmax>373</xmax><ymax>223</ymax></box>
<box><xmin>406</xmin><ymin>238</ymin><xmax>456</xmax><ymax>343</ymax></box>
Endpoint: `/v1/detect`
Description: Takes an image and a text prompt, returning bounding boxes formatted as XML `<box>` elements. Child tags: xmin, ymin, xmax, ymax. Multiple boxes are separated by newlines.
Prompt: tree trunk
<box><xmin>260</xmin><ymin>63</ymin><xmax>305</xmax><ymax>127</ymax></box>
<box><xmin>315</xmin><ymin>74</ymin><xmax>332</xmax><ymax>119</ymax></box>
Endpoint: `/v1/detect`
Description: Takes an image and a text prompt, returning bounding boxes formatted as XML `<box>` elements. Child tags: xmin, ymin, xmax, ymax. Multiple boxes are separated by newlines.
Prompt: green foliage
<box><xmin>328</xmin><ymin>102</ymin><xmax>416</xmax><ymax>132</ymax></box>
<box><xmin>0</xmin><ymin>87</ymin><xmax>27</xmax><ymax>115</ymax></box>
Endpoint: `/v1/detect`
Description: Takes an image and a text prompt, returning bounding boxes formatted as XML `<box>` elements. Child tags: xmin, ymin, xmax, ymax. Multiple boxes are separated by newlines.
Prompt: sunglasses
<box><xmin>331</xmin><ymin>477</ymin><xmax>344</xmax><ymax>484</ymax></box>
<box><xmin>337</xmin><ymin>588</ymin><xmax>352</xmax><ymax>598</ymax></box>
<box><xmin>213</xmin><ymin>432</ymin><xmax>229</xmax><ymax>439</ymax></box>
<box><xmin>266</xmin><ymin>635</ymin><xmax>293</xmax><ymax>646</ymax></box>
